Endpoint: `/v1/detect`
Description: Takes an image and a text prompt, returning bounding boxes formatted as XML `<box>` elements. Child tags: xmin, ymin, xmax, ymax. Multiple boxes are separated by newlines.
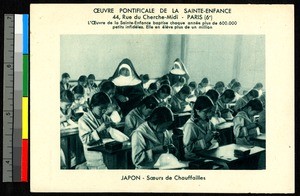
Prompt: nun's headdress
<box><xmin>170</xmin><ymin>58</ymin><xmax>189</xmax><ymax>77</ymax></box>
<box><xmin>110</xmin><ymin>58</ymin><xmax>142</xmax><ymax>86</ymax></box>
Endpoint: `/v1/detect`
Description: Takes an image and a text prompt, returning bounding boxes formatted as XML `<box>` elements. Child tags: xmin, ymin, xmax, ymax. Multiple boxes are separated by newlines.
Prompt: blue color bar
<box><xmin>22</xmin><ymin>15</ymin><xmax>28</xmax><ymax>54</ymax></box>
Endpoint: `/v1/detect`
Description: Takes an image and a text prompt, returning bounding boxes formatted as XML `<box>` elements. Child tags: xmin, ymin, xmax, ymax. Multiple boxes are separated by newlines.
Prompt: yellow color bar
<box><xmin>22</xmin><ymin>97</ymin><xmax>28</xmax><ymax>139</ymax></box>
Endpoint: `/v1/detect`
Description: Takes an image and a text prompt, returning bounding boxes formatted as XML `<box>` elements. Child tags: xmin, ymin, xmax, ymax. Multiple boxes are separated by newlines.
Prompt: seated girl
<box><xmin>205</xmin><ymin>89</ymin><xmax>227</xmax><ymax>126</ymax></box>
<box><xmin>70</xmin><ymin>85</ymin><xmax>89</xmax><ymax>121</ymax></box>
<box><xmin>170</xmin><ymin>85</ymin><xmax>191</xmax><ymax>113</ymax></box>
<box><xmin>253</xmin><ymin>82</ymin><xmax>264</xmax><ymax>97</ymax></box>
<box><xmin>187</xmin><ymin>81</ymin><xmax>197</xmax><ymax>103</ymax></box>
<box><xmin>171</xmin><ymin>77</ymin><xmax>186</xmax><ymax>95</ymax></box>
<box><xmin>98</xmin><ymin>80</ymin><xmax>122</xmax><ymax>117</ymax></box>
<box><xmin>124</xmin><ymin>96</ymin><xmax>159</xmax><ymax>137</ymax></box>
<box><xmin>197</xmin><ymin>77</ymin><xmax>211</xmax><ymax>95</ymax></box>
<box><xmin>150</xmin><ymin>84</ymin><xmax>171</xmax><ymax>107</ymax></box>
<box><xmin>233</xmin><ymin>99</ymin><xmax>263</xmax><ymax>146</ymax></box>
<box><xmin>86</xmin><ymin>74</ymin><xmax>98</xmax><ymax>100</ymax></box>
<box><xmin>227</xmin><ymin>78</ymin><xmax>238</xmax><ymax>89</ymax></box>
<box><xmin>78</xmin><ymin>92</ymin><xmax>114</xmax><ymax>169</ymax></box>
<box><xmin>144</xmin><ymin>82</ymin><xmax>157</xmax><ymax>97</ymax></box>
<box><xmin>234</xmin><ymin>89</ymin><xmax>259</xmax><ymax>113</ymax></box>
<box><xmin>60</xmin><ymin>73</ymin><xmax>72</xmax><ymax>93</ymax></box>
<box><xmin>214</xmin><ymin>81</ymin><xmax>225</xmax><ymax>95</ymax></box>
<box><xmin>71</xmin><ymin>75</ymin><xmax>88</xmax><ymax>100</ymax></box>
<box><xmin>216</xmin><ymin>89</ymin><xmax>235</xmax><ymax>118</ymax></box>
<box><xmin>230</xmin><ymin>81</ymin><xmax>242</xmax><ymax>102</ymax></box>
<box><xmin>131</xmin><ymin>106</ymin><xmax>176</xmax><ymax>169</ymax></box>
<box><xmin>60</xmin><ymin>90</ymin><xmax>75</xmax><ymax>128</ymax></box>
<box><xmin>183</xmin><ymin>96</ymin><xmax>219</xmax><ymax>160</ymax></box>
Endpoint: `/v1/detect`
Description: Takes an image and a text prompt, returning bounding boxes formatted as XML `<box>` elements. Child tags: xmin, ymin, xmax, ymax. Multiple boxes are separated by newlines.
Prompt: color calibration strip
<box><xmin>21</xmin><ymin>14</ymin><xmax>29</xmax><ymax>182</ymax></box>
<box><xmin>3</xmin><ymin>14</ymin><xmax>29</xmax><ymax>182</ymax></box>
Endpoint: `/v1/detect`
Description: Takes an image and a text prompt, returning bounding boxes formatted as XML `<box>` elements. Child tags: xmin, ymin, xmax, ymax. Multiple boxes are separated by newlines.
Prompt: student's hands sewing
<box><xmin>96</xmin><ymin>121</ymin><xmax>116</xmax><ymax>133</ymax></box>
<box><xmin>163</xmin><ymin>144</ymin><xmax>177</xmax><ymax>155</ymax></box>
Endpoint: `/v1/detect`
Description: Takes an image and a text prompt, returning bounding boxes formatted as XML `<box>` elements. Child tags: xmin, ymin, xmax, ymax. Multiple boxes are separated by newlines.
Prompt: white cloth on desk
<box><xmin>109</xmin><ymin>128</ymin><xmax>129</xmax><ymax>142</ymax></box>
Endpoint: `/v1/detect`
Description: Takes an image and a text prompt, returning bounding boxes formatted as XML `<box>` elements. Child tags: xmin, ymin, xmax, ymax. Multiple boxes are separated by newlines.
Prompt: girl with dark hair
<box><xmin>214</xmin><ymin>81</ymin><xmax>225</xmax><ymax>95</ymax></box>
<box><xmin>131</xmin><ymin>106</ymin><xmax>176</xmax><ymax>169</ymax></box>
<box><xmin>144</xmin><ymin>82</ymin><xmax>157</xmax><ymax>96</ymax></box>
<box><xmin>234</xmin><ymin>89</ymin><xmax>259</xmax><ymax>113</ymax></box>
<box><xmin>227</xmin><ymin>78</ymin><xmax>237</xmax><ymax>89</ymax></box>
<box><xmin>170</xmin><ymin>85</ymin><xmax>191</xmax><ymax>113</ymax></box>
<box><xmin>230</xmin><ymin>81</ymin><xmax>242</xmax><ymax>102</ymax></box>
<box><xmin>124</xmin><ymin>96</ymin><xmax>159</xmax><ymax>137</ymax></box>
<box><xmin>197</xmin><ymin>77</ymin><xmax>211</xmax><ymax>95</ymax></box>
<box><xmin>60</xmin><ymin>90</ymin><xmax>75</xmax><ymax>128</ymax></box>
<box><xmin>216</xmin><ymin>89</ymin><xmax>235</xmax><ymax>116</ymax></box>
<box><xmin>183</xmin><ymin>96</ymin><xmax>219</xmax><ymax>160</ymax></box>
<box><xmin>171</xmin><ymin>77</ymin><xmax>186</xmax><ymax>95</ymax></box>
<box><xmin>60</xmin><ymin>90</ymin><xmax>75</xmax><ymax>169</ymax></box>
<box><xmin>253</xmin><ymin>82</ymin><xmax>264</xmax><ymax>97</ymax></box>
<box><xmin>60</xmin><ymin>72</ymin><xmax>72</xmax><ymax>93</ymax></box>
<box><xmin>86</xmin><ymin>74</ymin><xmax>98</xmax><ymax>100</ymax></box>
<box><xmin>151</xmin><ymin>84</ymin><xmax>172</xmax><ymax>107</ymax></box>
<box><xmin>70</xmin><ymin>85</ymin><xmax>89</xmax><ymax>121</ymax></box>
<box><xmin>233</xmin><ymin>99</ymin><xmax>263</xmax><ymax>145</ymax></box>
<box><xmin>78</xmin><ymin>92</ymin><xmax>113</xmax><ymax>169</ymax></box>
<box><xmin>98</xmin><ymin>80</ymin><xmax>122</xmax><ymax>117</ymax></box>
<box><xmin>205</xmin><ymin>89</ymin><xmax>220</xmax><ymax>104</ymax></box>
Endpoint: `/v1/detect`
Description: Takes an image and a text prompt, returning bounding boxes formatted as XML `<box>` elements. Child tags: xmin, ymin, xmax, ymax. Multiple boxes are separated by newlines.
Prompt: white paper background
<box><xmin>30</xmin><ymin>4</ymin><xmax>294</xmax><ymax>193</ymax></box>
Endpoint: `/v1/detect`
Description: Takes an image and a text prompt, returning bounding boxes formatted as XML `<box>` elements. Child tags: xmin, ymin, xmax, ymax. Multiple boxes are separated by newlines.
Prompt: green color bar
<box><xmin>23</xmin><ymin>55</ymin><xmax>28</xmax><ymax>97</ymax></box>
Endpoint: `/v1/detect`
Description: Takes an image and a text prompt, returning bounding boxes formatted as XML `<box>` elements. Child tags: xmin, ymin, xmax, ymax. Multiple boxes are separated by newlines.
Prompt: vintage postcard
<box><xmin>30</xmin><ymin>4</ymin><xmax>294</xmax><ymax>193</ymax></box>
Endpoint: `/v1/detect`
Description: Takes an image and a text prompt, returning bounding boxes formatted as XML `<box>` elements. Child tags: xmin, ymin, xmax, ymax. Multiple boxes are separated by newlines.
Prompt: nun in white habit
<box><xmin>168</xmin><ymin>58</ymin><xmax>190</xmax><ymax>86</ymax></box>
<box><xmin>109</xmin><ymin>58</ymin><xmax>145</xmax><ymax>115</ymax></box>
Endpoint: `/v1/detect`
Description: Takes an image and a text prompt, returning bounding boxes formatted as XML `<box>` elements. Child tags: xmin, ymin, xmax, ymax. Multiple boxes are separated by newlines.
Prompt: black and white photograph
<box><xmin>30</xmin><ymin>4</ymin><xmax>294</xmax><ymax>193</ymax></box>
<box><xmin>59</xmin><ymin>34</ymin><xmax>266</xmax><ymax>170</ymax></box>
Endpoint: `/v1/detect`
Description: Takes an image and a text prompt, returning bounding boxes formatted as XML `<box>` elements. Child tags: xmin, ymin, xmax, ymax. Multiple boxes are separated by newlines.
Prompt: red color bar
<box><xmin>21</xmin><ymin>139</ymin><xmax>28</xmax><ymax>182</ymax></box>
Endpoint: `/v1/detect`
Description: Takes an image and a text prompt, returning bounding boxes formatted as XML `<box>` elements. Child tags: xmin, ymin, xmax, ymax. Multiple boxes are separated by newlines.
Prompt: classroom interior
<box><xmin>60</xmin><ymin>34</ymin><xmax>266</xmax><ymax>170</ymax></box>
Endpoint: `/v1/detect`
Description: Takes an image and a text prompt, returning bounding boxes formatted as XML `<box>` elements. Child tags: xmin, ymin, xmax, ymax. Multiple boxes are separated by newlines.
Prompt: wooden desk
<box><xmin>250</xmin><ymin>133</ymin><xmax>266</xmax><ymax>169</ymax></box>
<box><xmin>250</xmin><ymin>133</ymin><xmax>266</xmax><ymax>148</ymax></box>
<box><xmin>197</xmin><ymin>144</ymin><xmax>265</xmax><ymax>169</ymax></box>
<box><xmin>88</xmin><ymin>142</ymin><xmax>132</xmax><ymax>169</ymax></box>
<box><xmin>60</xmin><ymin>128</ymin><xmax>85</xmax><ymax>169</ymax></box>
<box><xmin>60</xmin><ymin>122</ymin><xmax>126</xmax><ymax>169</ymax></box>
<box><xmin>171</xmin><ymin>112</ymin><xmax>191</xmax><ymax>129</ymax></box>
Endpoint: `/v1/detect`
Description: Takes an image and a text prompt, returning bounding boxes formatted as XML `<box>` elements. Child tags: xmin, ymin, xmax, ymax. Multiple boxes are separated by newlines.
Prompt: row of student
<box><xmin>61</xmin><ymin>72</ymin><xmax>263</xmax><ymax>104</ymax></box>
<box><xmin>61</xmin><ymin>89</ymin><xmax>265</xmax><ymax>169</ymax></box>
<box><xmin>60</xmin><ymin>57</ymin><xmax>264</xmax><ymax>115</ymax></box>
<box><xmin>61</xmin><ymin>73</ymin><xmax>264</xmax><ymax>121</ymax></box>
<box><xmin>61</xmin><ymin>81</ymin><xmax>265</xmax><ymax>131</ymax></box>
